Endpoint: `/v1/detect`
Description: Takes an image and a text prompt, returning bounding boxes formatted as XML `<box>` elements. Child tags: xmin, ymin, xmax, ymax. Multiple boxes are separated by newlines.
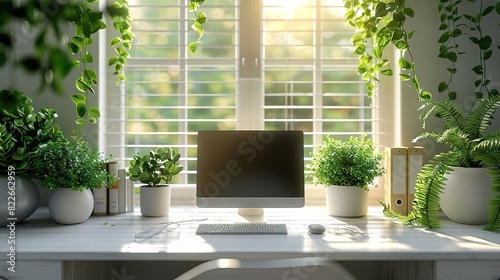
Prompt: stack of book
<box><xmin>92</xmin><ymin>163</ymin><xmax>135</xmax><ymax>216</ymax></box>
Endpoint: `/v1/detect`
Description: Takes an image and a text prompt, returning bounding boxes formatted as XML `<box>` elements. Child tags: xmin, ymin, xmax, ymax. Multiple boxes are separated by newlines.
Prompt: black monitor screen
<box><xmin>196</xmin><ymin>130</ymin><xmax>304</xmax><ymax>200</ymax></box>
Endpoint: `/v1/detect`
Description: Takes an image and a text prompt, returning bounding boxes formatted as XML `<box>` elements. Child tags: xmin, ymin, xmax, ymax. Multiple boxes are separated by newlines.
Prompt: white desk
<box><xmin>1</xmin><ymin>206</ymin><xmax>500</xmax><ymax>279</ymax></box>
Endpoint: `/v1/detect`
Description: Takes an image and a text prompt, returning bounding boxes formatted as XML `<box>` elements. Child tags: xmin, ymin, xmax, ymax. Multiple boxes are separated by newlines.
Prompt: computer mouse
<box><xmin>308</xmin><ymin>224</ymin><xmax>326</xmax><ymax>234</ymax></box>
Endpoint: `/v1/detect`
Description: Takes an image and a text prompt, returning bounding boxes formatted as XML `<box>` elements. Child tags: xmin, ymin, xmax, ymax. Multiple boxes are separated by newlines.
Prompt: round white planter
<box><xmin>441</xmin><ymin>167</ymin><xmax>493</xmax><ymax>224</ymax></box>
<box><xmin>48</xmin><ymin>188</ymin><xmax>94</xmax><ymax>224</ymax></box>
<box><xmin>326</xmin><ymin>185</ymin><xmax>369</xmax><ymax>217</ymax></box>
<box><xmin>140</xmin><ymin>185</ymin><xmax>171</xmax><ymax>217</ymax></box>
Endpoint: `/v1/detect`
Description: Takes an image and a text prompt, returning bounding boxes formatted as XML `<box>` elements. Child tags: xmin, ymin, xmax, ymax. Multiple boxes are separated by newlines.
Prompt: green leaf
<box><xmin>72</xmin><ymin>36</ymin><xmax>85</xmax><ymax>47</ymax></box>
<box><xmin>399</xmin><ymin>73</ymin><xmax>410</xmax><ymax>81</ymax></box>
<box><xmin>108</xmin><ymin>56</ymin><xmax>118</xmax><ymax>66</ymax></box>
<box><xmin>68</xmin><ymin>42</ymin><xmax>81</xmax><ymax>54</ymax></box>
<box><xmin>472</xmin><ymin>65</ymin><xmax>484</xmax><ymax>75</ymax></box>
<box><xmin>484</xmin><ymin>50</ymin><xmax>493</xmax><ymax>60</ymax></box>
<box><xmin>438</xmin><ymin>82</ymin><xmax>448</xmax><ymax>93</ymax></box>
<box><xmin>188</xmin><ymin>42</ymin><xmax>199</xmax><ymax>54</ymax></box>
<box><xmin>438</xmin><ymin>32</ymin><xmax>450</xmax><ymax>43</ymax></box>
<box><xmin>479</xmin><ymin>36</ymin><xmax>492</xmax><ymax>50</ymax></box>
<box><xmin>395</xmin><ymin>40</ymin><xmax>408</xmax><ymax>50</ymax></box>
<box><xmin>482</xmin><ymin>5</ymin><xmax>494</xmax><ymax>17</ymax></box>
<box><xmin>197</xmin><ymin>12</ymin><xmax>207</xmax><ymax>24</ymax></box>
<box><xmin>76</xmin><ymin>102</ymin><xmax>87</xmax><ymax>118</ymax></box>
<box><xmin>71</xmin><ymin>94</ymin><xmax>86</xmax><ymax>105</ymax></box>
<box><xmin>445</xmin><ymin>52</ymin><xmax>457</xmax><ymax>62</ymax></box>
<box><xmin>83</xmin><ymin>52</ymin><xmax>93</xmax><ymax>63</ymax></box>
<box><xmin>88</xmin><ymin>107</ymin><xmax>100</xmax><ymax>118</ymax></box>
<box><xmin>85</xmin><ymin>69</ymin><xmax>98</xmax><ymax>83</ymax></box>
<box><xmin>451</xmin><ymin>28</ymin><xmax>462</xmax><ymax>37</ymax></box>
<box><xmin>420</xmin><ymin>91</ymin><xmax>432</xmax><ymax>102</ymax></box>
<box><xmin>71</xmin><ymin>60</ymin><xmax>80</xmax><ymax>68</ymax></box>
<box><xmin>404</xmin><ymin>8</ymin><xmax>414</xmax><ymax>17</ymax></box>
<box><xmin>110</xmin><ymin>37</ymin><xmax>122</xmax><ymax>47</ymax></box>
<box><xmin>76</xmin><ymin>79</ymin><xmax>87</xmax><ymax>92</ymax></box>
<box><xmin>398</xmin><ymin>58</ymin><xmax>411</xmax><ymax>70</ymax></box>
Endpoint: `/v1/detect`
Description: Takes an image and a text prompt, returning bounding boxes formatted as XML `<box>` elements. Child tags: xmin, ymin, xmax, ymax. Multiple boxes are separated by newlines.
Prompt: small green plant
<box><xmin>0</xmin><ymin>90</ymin><xmax>65</xmax><ymax>175</ymax></box>
<box><xmin>127</xmin><ymin>147</ymin><xmax>183</xmax><ymax>187</ymax></box>
<box><xmin>30</xmin><ymin>140</ymin><xmax>116</xmax><ymax>191</ymax></box>
<box><xmin>308</xmin><ymin>135</ymin><xmax>385</xmax><ymax>190</ymax></box>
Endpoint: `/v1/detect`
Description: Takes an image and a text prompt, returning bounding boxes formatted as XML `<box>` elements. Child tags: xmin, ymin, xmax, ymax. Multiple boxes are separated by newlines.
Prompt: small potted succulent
<box><xmin>127</xmin><ymin>147</ymin><xmax>183</xmax><ymax>217</ymax></box>
<box><xmin>30</xmin><ymin>140</ymin><xmax>116</xmax><ymax>224</ymax></box>
<box><xmin>308</xmin><ymin>135</ymin><xmax>385</xmax><ymax>217</ymax></box>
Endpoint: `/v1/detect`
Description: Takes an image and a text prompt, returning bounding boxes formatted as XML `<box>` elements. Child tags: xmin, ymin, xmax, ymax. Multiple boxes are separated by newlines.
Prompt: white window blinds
<box><xmin>103</xmin><ymin>0</ymin><xmax>376</xmax><ymax>186</ymax></box>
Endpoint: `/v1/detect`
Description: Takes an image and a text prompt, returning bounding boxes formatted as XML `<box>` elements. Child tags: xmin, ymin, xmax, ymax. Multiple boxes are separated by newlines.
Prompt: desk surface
<box><xmin>2</xmin><ymin>206</ymin><xmax>500</xmax><ymax>262</ymax></box>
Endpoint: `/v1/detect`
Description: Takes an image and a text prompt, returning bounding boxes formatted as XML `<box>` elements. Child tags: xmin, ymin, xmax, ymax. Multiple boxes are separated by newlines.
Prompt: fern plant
<box><xmin>410</xmin><ymin>95</ymin><xmax>500</xmax><ymax>230</ymax></box>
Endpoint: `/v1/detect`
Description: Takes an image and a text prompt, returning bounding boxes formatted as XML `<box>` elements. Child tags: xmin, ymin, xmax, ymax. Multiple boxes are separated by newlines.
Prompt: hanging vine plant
<box><xmin>68</xmin><ymin>0</ymin><xmax>134</xmax><ymax>139</ymax></box>
<box><xmin>344</xmin><ymin>0</ymin><xmax>431</xmax><ymax>103</ymax></box>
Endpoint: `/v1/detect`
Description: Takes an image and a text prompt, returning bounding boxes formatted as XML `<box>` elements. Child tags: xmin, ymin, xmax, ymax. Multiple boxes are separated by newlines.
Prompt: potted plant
<box><xmin>308</xmin><ymin>135</ymin><xmax>385</xmax><ymax>217</ymax></box>
<box><xmin>127</xmin><ymin>147</ymin><xmax>183</xmax><ymax>217</ymax></box>
<box><xmin>0</xmin><ymin>90</ymin><xmax>66</xmax><ymax>226</ymax></box>
<box><xmin>29</xmin><ymin>140</ymin><xmax>116</xmax><ymax>224</ymax></box>
<box><xmin>344</xmin><ymin>0</ymin><xmax>500</xmax><ymax>229</ymax></box>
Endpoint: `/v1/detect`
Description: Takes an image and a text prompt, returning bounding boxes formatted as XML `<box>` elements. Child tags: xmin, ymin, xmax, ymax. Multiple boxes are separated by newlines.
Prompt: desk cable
<box><xmin>134</xmin><ymin>218</ymin><xmax>207</xmax><ymax>242</ymax></box>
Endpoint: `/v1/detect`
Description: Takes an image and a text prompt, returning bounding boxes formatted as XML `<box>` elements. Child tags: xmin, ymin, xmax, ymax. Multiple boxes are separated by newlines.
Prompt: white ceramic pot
<box><xmin>140</xmin><ymin>185</ymin><xmax>171</xmax><ymax>217</ymax></box>
<box><xmin>441</xmin><ymin>167</ymin><xmax>493</xmax><ymax>224</ymax></box>
<box><xmin>326</xmin><ymin>185</ymin><xmax>369</xmax><ymax>217</ymax></box>
<box><xmin>48</xmin><ymin>188</ymin><xmax>94</xmax><ymax>224</ymax></box>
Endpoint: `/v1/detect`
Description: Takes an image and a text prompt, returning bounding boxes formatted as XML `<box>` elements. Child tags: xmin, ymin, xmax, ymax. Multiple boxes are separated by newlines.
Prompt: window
<box><xmin>103</xmin><ymin>0</ymin><xmax>377</xmax><ymax>189</ymax></box>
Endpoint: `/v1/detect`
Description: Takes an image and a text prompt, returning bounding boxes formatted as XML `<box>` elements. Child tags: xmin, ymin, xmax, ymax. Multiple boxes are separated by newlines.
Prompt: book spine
<box><xmin>92</xmin><ymin>163</ymin><xmax>108</xmax><ymax>216</ymax></box>
<box><xmin>108</xmin><ymin>162</ymin><xmax>119</xmax><ymax>215</ymax></box>
<box><xmin>118</xmin><ymin>169</ymin><xmax>127</xmax><ymax>214</ymax></box>
<box><xmin>126</xmin><ymin>177</ymin><xmax>135</xmax><ymax>213</ymax></box>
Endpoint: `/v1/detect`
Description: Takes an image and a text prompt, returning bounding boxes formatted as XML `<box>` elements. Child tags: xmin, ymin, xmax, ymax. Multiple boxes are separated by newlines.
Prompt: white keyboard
<box><xmin>196</xmin><ymin>223</ymin><xmax>287</xmax><ymax>234</ymax></box>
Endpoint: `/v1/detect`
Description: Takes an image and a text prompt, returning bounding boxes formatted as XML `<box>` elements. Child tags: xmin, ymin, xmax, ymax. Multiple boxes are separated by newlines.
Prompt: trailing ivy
<box><xmin>343</xmin><ymin>0</ymin><xmax>431</xmax><ymax>103</ymax></box>
<box><xmin>68</xmin><ymin>0</ymin><xmax>134</xmax><ymax>140</ymax></box>
<box><xmin>188</xmin><ymin>0</ymin><xmax>208</xmax><ymax>54</ymax></box>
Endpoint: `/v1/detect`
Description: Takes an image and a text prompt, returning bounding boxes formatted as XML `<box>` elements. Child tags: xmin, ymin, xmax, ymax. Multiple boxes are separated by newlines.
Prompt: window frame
<box><xmin>99</xmin><ymin>0</ymin><xmax>394</xmax><ymax>205</ymax></box>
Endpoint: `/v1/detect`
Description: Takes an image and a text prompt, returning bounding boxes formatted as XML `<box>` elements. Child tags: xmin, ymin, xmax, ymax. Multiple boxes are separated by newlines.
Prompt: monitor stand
<box><xmin>234</xmin><ymin>208</ymin><xmax>266</xmax><ymax>223</ymax></box>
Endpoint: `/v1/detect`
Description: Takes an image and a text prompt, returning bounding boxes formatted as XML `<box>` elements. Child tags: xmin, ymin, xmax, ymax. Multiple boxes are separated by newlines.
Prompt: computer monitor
<box><xmin>196</xmin><ymin>130</ymin><xmax>305</xmax><ymax>221</ymax></box>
